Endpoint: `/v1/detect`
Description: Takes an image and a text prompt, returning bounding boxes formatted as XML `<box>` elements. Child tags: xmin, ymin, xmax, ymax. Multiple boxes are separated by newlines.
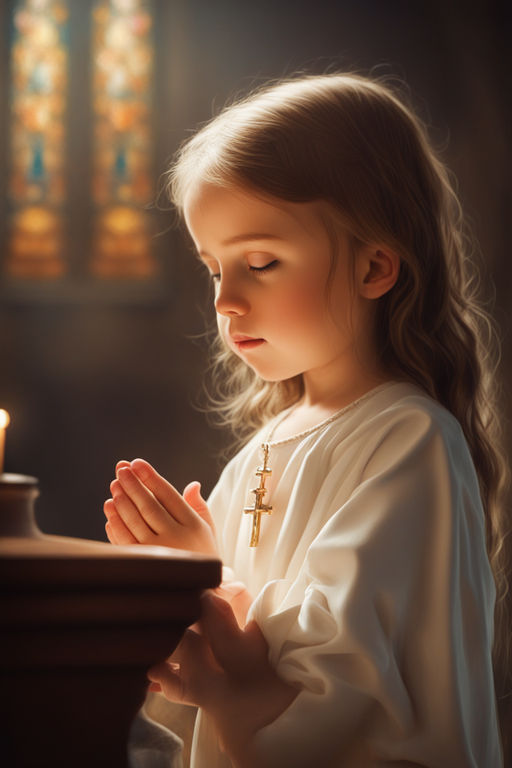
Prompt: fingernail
<box><xmin>130</xmin><ymin>458</ymin><xmax>148</xmax><ymax>477</ymax></box>
<box><xmin>115</xmin><ymin>461</ymin><xmax>130</xmax><ymax>478</ymax></box>
<box><xmin>118</xmin><ymin>467</ymin><xmax>135</xmax><ymax>484</ymax></box>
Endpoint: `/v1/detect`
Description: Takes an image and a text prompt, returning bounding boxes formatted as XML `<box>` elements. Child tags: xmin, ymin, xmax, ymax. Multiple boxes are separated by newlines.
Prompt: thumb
<box><xmin>183</xmin><ymin>481</ymin><xmax>213</xmax><ymax>524</ymax></box>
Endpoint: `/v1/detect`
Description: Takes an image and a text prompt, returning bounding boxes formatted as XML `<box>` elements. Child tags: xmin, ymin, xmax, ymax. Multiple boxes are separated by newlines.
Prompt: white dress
<box><xmin>190</xmin><ymin>381</ymin><xmax>502</xmax><ymax>768</ymax></box>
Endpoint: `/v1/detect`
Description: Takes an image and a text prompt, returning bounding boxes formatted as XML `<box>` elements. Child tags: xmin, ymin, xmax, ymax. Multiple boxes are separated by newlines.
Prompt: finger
<box><xmin>148</xmin><ymin>660</ymin><xmax>180</xmax><ymax>681</ymax></box>
<box><xmin>170</xmin><ymin>628</ymin><xmax>224</xmax><ymax>705</ymax></box>
<box><xmin>104</xmin><ymin>497</ymin><xmax>116</xmax><ymax>520</ymax></box>
<box><xmin>215</xmin><ymin>582</ymin><xmax>253</xmax><ymax>628</ymax></box>
<box><xmin>115</xmin><ymin>460</ymin><xmax>131</xmax><ymax>475</ymax></box>
<box><xmin>152</xmin><ymin>632</ymin><xmax>219</xmax><ymax>707</ymax></box>
<box><xmin>129</xmin><ymin>459</ymin><xmax>197</xmax><ymax>527</ymax></box>
<box><xmin>147</xmin><ymin>661</ymin><xmax>186</xmax><ymax>703</ymax></box>
<box><xmin>200</xmin><ymin>592</ymin><xmax>250</xmax><ymax>675</ymax></box>
<box><xmin>104</xmin><ymin>507</ymin><xmax>138</xmax><ymax>545</ymax></box>
<box><xmin>182</xmin><ymin>482</ymin><xmax>218</xmax><ymax>542</ymax></box>
<box><xmin>110</xmin><ymin>480</ymin><xmax>157</xmax><ymax>540</ymax></box>
<box><xmin>104</xmin><ymin>498</ymin><xmax>120</xmax><ymax>544</ymax></box>
<box><xmin>116</xmin><ymin>467</ymin><xmax>175</xmax><ymax>533</ymax></box>
<box><xmin>182</xmin><ymin>482</ymin><xmax>211</xmax><ymax>522</ymax></box>
<box><xmin>170</xmin><ymin>628</ymin><xmax>210</xmax><ymax>667</ymax></box>
<box><xmin>105</xmin><ymin>521</ymin><xmax>119</xmax><ymax>545</ymax></box>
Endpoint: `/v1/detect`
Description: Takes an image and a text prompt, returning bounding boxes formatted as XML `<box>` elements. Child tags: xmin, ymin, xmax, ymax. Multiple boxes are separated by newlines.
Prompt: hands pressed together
<box><xmin>104</xmin><ymin>458</ymin><xmax>219</xmax><ymax>556</ymax></box>
<box><xmin>104</xmin><ymin>458</ymin><xmax>298</xmax><ymax>766</ymax></box>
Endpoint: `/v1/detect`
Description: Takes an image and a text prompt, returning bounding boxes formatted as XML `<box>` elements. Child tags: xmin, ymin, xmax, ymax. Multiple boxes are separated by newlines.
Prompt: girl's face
<box><xmin>184</xmin><ymin>182</ymin><xmax>375</xmax><ymax>395</ymax></box>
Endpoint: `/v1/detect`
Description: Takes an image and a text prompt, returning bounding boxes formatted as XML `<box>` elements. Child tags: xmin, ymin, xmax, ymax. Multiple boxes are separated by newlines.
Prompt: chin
<box><xmin>247</xmin><ymin>364</ymin><xmax>300</xmax><ymax>383</ymax></box>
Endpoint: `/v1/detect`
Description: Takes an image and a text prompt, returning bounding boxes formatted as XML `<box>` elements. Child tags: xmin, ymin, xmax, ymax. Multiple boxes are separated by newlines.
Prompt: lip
<box><xmin>230</xmin><ymin>334</ymin><xmax>266</xmax><ymax>350</ymax></box>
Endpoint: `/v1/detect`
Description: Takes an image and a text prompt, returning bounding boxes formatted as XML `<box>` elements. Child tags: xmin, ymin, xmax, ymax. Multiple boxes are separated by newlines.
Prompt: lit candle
<box><xmin>0</xmin><ymin>409</ymin><xmax>10</xmax><ymax>475</ymax></box>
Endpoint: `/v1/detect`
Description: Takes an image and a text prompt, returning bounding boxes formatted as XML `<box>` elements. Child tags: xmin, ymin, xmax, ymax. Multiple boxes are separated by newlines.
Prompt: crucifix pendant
<box><xmin>243</xmin><ymin>443</ymin><xmax>273</xmax><ymax>547</ymax></box>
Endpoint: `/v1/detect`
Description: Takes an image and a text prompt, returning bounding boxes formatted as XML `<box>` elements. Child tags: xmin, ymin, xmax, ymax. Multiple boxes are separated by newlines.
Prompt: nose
<box><xmin>214</xmin><ymin>274</ymin><xmax>250</xmax><ymax>317</ymax></box>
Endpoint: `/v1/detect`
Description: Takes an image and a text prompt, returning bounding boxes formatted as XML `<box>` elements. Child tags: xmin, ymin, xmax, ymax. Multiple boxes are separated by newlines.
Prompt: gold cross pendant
<box><xmin>243</xmin><ymin>443</ymin><xmax>273</xmax><ymax>547</ymax></box>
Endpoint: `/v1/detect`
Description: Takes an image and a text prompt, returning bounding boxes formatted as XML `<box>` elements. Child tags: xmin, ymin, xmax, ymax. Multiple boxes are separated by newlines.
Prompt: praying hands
<box><xmin>104</xmin><ymin>458</ymin><xmax>219</xmax><ymax>556</ymax></box>
<box><xmin>104</xmin><ymin>458</ymin><xmax>253</xmax><ymax>627</ymax></box>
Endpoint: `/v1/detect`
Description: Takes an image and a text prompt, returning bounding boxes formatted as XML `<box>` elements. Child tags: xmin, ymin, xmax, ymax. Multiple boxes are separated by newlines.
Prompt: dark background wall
<box><xmin>0</xmin><ymin>0</ymin><xmax>510</xmax><ymax>542</ymax></box>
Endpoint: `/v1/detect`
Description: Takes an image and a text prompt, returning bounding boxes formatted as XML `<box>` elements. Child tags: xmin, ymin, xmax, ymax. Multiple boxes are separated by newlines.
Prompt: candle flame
<box><xmin>0</xmin><ymin>409</ymin><xmax>10</xmax><ymax>429</ymax></box>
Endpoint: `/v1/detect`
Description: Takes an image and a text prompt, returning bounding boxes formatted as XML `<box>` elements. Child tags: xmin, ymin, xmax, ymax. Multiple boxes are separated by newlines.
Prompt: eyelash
<box><xmin>250</xmin><ymin>259</ymin><xmax>278</xmax><ymax>274</ymax></box>
<box><xmin>211</xmin><ymin>260</ymin><xmax>278</xmax><ymax>281</ymax></box>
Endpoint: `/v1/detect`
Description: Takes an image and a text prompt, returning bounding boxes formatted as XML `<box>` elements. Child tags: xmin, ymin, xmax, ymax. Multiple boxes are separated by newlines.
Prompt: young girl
<box><xmin>104</xmin><ymin>73</ymin><xmax>508</xmax><ymax>767</ymax></box>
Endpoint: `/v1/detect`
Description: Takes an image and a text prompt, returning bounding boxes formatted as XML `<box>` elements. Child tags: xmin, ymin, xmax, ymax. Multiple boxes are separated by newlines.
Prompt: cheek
<box><xmin>272</xmin><ymin>278</ymin><xmax>329</xmax><ymax>329</ymax></box>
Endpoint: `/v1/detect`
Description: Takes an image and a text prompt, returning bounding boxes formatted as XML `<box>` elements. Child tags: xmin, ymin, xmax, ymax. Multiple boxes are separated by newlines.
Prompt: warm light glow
<box><xmin>0</xmin><ymin>410</ymin><xmax>11</xmax><ymax>429</ymax></box>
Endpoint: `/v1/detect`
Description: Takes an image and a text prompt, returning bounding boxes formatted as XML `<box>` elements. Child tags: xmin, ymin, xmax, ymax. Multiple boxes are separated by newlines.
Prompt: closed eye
<box><xmin>249</xmin><ymin>259</ymin><xmax>278</xmax><ymax>274</ymax></box>
<box><xmin>208</xmin><ymin>259</ymin><xmax>278</xmax><ymax>281</ymax></box>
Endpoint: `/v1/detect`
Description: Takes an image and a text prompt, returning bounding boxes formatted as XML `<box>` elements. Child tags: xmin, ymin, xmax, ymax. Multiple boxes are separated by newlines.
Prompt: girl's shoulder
<box><xmin>302</xmin><ymin>381</ymin><xmax>475</xmax><ymax>488</ymax></box>
<box><xmin>371</xmin><ymin>381</ymin><xmax>466</xmax><ymax>448</ymax></box>
<box><xmin>359</xmin><ymin>380</ymin><xmax>462</xmax><ymax>434</ymax></box>
<box><xmin>314</xmin><ymin>381</ymin><xmax>481</xmax><ymax>506</ymax></box>
<box><xmin>310</xmin><ymin>380</ymin><xmax>464</xmax><ymax>454</ymax></box>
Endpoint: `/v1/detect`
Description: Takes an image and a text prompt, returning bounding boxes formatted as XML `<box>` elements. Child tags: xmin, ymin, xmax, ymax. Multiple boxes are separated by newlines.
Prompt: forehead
<box><xmin>183</xmin><ymin>182</ymin><xmax>333</xmax><ymax>248</ymax></box>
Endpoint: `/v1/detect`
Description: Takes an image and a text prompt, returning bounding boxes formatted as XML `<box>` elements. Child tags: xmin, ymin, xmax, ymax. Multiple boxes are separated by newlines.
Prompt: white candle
<box><xmin>0</xmin><ymin>409</ymin><xmax>10</xmax><ymax>475</ymax></box>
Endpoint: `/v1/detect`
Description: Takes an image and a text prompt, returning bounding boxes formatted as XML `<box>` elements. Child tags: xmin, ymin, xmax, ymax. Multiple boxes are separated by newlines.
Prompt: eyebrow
<box><xmin>198</xmin><ymin>233</ymin><xmax>283</xmax><ymax>258</ymax></box>
<box><xmin>222</xmin><ymin>233</ymin><xmax>283</xmax><ymax>246</ymax></box>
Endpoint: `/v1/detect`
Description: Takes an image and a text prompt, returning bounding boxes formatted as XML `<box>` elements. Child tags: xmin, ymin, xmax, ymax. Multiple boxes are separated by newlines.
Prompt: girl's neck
<box><xmin>301</xmin><ymin>364</ymin><xmax>390</xmax><ymax>410</ymax></box>
<box><xmin>270</xmin><ymin>373</ymin><xmax>393</xmax><ymax>444</ymax></box>
<box><xmin>298</xmin><ymin>328</ymin><xmax>388</xmax><ymax>410</ymax></box>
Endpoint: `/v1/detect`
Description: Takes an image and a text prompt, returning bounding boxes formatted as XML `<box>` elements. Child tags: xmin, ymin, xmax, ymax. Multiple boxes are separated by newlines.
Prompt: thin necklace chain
<box><xmin>243</xmin><ymin>383</ymin><xmax>396</xmax><ymax>547</ymax></box>
<box><xmin>265</xmin><ymin>385</ymin><xmax>389</xmax><ymax>448</ymax></box>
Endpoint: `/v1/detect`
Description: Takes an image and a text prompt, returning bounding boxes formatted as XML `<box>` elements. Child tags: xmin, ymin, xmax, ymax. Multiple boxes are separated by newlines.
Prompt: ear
<box><xmin>356</xmin><ymin>246</ymin><xmax>400</xmax><ymax>300</ymax></box>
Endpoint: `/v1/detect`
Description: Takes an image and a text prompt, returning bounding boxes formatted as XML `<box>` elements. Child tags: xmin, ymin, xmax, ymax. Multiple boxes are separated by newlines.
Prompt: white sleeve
<box><xmin>250</xmin><ymin>409</ymin><xmax>501</xmax><ymax>767</ymax></box>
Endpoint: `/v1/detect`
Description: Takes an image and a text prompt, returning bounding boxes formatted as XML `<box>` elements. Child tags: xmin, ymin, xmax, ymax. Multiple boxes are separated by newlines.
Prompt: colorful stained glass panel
<box><xmin>91</xmin><ymin>0</ymin><xmax>157</xmax><ymax>278</ymax></box>
<box><xmin>6</xmin><ymin>0</ymin><xmax>69</xmax><ymax>278</ymax></box>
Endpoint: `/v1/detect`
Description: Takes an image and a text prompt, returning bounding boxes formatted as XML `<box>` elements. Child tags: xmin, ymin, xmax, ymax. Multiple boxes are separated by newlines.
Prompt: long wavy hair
<box><xmin>166</xmin><ymin>73</ymin><xmax>510</xmax><ymax>743</ymax></box>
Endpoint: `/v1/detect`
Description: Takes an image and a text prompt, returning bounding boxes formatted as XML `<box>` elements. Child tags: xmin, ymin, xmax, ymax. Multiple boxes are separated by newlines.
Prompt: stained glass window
<box><xmin>90</xmin><ymin>0</ymin><xmax>157</xmax><ymax>278</ymax></box>
<box><xmin>7</xmin><ymin>0</ymin><xmax>69</xmax><ymax>279</ymax></box>
<box><xmin>4</xmin><ymin>0</ymin><xmax>158</xmax><ymax>291</ymax></box>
